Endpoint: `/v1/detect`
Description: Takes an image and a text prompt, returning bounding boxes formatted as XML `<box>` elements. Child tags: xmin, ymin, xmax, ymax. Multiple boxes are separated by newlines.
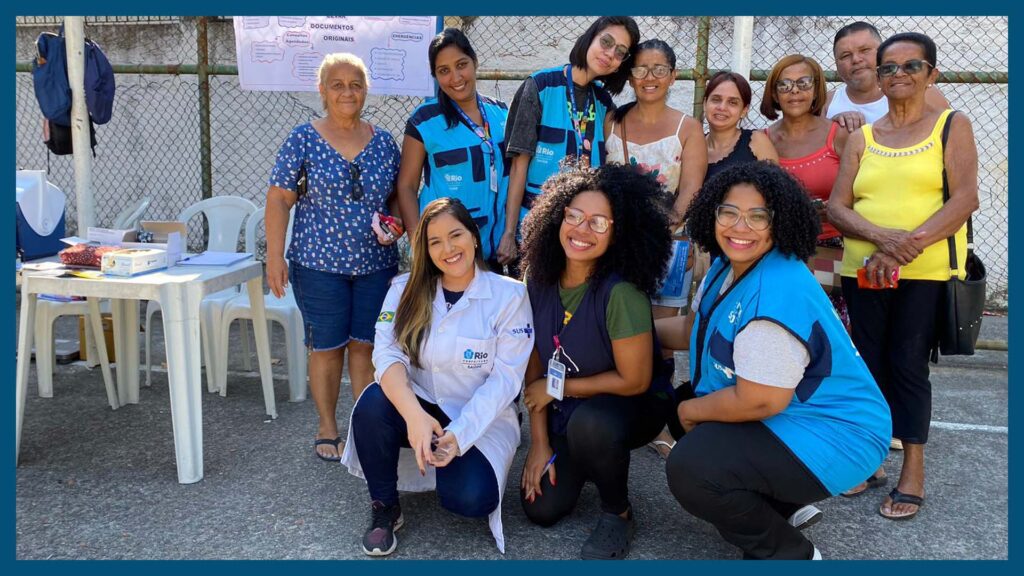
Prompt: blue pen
<box><xmin>540</xmin><ymin>453</ymin><xmax>557</xmax><ymax>476</ymax></box>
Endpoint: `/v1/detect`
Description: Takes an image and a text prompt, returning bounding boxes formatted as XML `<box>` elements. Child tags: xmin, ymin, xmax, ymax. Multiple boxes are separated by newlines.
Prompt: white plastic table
<box><xmin>15</xmin><ymin>259</ymin><xmax>276</xmax><ymax>484</ymax></box>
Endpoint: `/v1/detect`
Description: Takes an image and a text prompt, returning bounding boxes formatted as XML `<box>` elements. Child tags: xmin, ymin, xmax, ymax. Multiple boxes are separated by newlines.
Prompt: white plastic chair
<box><xmin>144</xmin><ymin>196</ymin><xmax>258</xmax><ymax>392</ymax></box>
<box><xmin>217</xmin><ymin>206</ymin><xmax>307</xmax><ymax>402</ymax></box>
<box><xmin>32</xmin><ymin>197</ymin><xmax>152</xmax><ymax>398</ymax></box>
<box><xmin>113</xmin><ymin>197</ymin><xmax>152</xmax><ymax>230</ymax></box>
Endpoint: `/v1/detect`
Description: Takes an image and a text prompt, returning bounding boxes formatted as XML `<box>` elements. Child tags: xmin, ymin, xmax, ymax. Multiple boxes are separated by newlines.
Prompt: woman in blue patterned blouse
<box><xmin>266</xmin><ymin>53</ymin><xmax>402</xmax><ymax>462</ymax></box>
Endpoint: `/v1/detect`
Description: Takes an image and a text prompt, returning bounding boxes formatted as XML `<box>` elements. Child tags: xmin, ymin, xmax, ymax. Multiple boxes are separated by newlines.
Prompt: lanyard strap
<box><xmin>563</xmin><ymin>64</ymin><xmax>596</xmax><ymax>158</ymax></box>
<box><xmin>453</xmin><ymin>94</ymin><xmax>495</xmax><ymax>162</ymax></box>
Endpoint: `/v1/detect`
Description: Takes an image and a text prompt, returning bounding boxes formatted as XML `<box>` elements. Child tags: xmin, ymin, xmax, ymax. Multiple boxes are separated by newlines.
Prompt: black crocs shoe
<box><xmin>580</xmin><ymin>509</ymin><xmax>635</xmax><ymax>560</ymax></box>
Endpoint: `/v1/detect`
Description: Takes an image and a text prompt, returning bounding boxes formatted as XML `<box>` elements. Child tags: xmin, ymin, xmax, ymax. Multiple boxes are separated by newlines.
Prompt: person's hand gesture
<box><xmin>267</xmin><ymin>255</ymin><xmax>289</xmax><ymax>299</ymax></box>
<box><xmin>430</xmin><ymin>430</ymin><xmax>460</xmax><ymax>468</ymax></box>
<box><xmin>523</xmin><ymin>378</ymin><xmax>554</xmax><ymax>413</ymax></box>
<box><xmin>407</xmin><ymin>408</ymin><xmax>444</xmax><ymax>475</ymax></box>
<box><xmin>521</xmin><ymin>442</ymin><xmax>556</xmax><ymax>503</ymax></box>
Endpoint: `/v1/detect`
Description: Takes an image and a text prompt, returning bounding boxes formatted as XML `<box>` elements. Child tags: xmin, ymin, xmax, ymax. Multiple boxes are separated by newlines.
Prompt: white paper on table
<box><xmin>60</xmin><ymin>236</ymin><xmax>91</xmax><ymax>246</ymax></box>
<box><xmin>21</xmin><ymin>261</ymin><xmax>65</xmax><ymax>272</ymax></box>
<box><xmin>87</xmin><ymin>227</ymin><xmax>136</xmax><ymax>245</ymax></box>
<box><xmin>178</xmin><ymin>251</ymin><xmax>252</xmax><ymax>266</ymax></box>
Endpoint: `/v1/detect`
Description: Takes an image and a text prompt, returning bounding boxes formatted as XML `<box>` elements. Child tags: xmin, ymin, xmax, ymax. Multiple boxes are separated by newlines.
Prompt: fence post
<box><xmin>692</xmin><ymin>16</ymin><xmax>711</xmax><ymax>122</ymax></box>
<box><xmin>731</xmin><ymin>16</ymin><xmax>754</xmax><ymax>80</ymax></box>
<box><xmin>197</xmin><ymin>16</ymin><xmax>212</xmax><ymax>201</ymax></box>
<box><xmin>65</xmin><ymin>16</ymin><xmax>95</xmax><ymax>232</ymax></box>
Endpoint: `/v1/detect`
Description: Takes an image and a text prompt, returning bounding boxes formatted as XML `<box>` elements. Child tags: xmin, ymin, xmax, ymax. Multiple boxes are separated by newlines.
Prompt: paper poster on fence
<box><xmin>233</xmin><ymin>16</ymin><xmax>437</xmax><ymax>96</ymax></box>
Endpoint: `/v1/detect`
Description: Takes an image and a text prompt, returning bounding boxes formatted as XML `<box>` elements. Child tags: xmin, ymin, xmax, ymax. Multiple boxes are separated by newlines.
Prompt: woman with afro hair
<box><xmin>518</xmin><ymin>162</ymin><xmax>675</xmax><ymax>560</ymax></box>
<box><xmin>655</xmin><ymin>161</ymin><xmax>890</xmax><ymax>559</ymax></box>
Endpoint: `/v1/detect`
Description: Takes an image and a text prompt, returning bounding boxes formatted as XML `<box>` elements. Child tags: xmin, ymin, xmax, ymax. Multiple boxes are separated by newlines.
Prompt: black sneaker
<box><xmin>362</xmin><ymin>500</ymin><xmax>404</xmax><ymax>557</ymax></box>
<box><xmin>580</xmin><ymin>509</ymin><xmax>635</xmax><ymax>560</ymax></box>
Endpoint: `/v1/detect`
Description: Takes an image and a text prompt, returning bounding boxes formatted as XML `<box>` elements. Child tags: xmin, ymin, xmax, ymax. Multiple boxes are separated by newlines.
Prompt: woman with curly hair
<box><xmin>656</xmin><ymin>162</ymin><xmax>891</xmax><ymax>559</ymax></box>
<box><xmin>518</xmin><ymin>162</ymin><xmax>675</xmax><ymax>560</ymax></box>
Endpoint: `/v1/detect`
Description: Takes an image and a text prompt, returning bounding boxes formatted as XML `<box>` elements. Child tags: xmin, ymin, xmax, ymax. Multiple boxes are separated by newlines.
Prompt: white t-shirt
<box><xmin>825</xmin><ymin>85</ymin><xmax>888</xmax><ymax>124</ymax></box>
<box><xmin>692</xmin><ymin>270</ymin><xmax>810</xmax><ymax>388</ymax></box>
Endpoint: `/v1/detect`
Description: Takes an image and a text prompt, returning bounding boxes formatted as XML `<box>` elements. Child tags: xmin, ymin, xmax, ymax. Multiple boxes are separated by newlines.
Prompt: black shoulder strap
<box><xmin>941</xmin><ymin>111</ymin><xmax>970</xmax><ymax>276</ymax></box>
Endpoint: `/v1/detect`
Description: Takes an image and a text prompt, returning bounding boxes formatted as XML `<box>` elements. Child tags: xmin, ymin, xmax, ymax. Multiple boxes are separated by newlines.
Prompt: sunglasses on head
<box><xmin>598</xmin><ymin>33</ymin><xmax>630</xmax><ymax>62</ymax></box>
<box><xmin>877</xmin><ymin>59</ymin><xmax>932</xmax><ymax>77</ymax></box>
<box><xmin>564</xmin><ymin>206</ymin><xmax>613</xmax><ymax>234</ymax></box>
<box><xmin>775</xmin><ymin>76</ymin><xmax>815</xmax><ymax>93</ymax></box>
<box><xmin>350</xmin><ymin>163</ymin><xmax>363</xmax><ymax>201</ymax></box>
<box><xmin>630</xmin><ymin>64</ymin><xmax>673</xmax><ymax>80</ymax></box>
<box><xmin>715</xmin><ymin>204</ymin><xmax>773</xmax><ymax>231</ymax></box>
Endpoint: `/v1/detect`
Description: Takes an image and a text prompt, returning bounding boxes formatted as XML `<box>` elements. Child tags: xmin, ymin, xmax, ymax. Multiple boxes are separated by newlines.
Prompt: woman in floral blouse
<box><xmin>266</xmin><ymin>53</ymin><xmax>401</xmax><ymax>462</ymax></box>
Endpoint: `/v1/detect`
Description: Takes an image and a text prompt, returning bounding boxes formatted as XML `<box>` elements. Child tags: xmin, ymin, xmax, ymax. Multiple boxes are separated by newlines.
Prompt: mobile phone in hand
<box><xmin>856</xmin><ymin>266</ymin><xmax>899</xmax><ymax>289</ymax></box>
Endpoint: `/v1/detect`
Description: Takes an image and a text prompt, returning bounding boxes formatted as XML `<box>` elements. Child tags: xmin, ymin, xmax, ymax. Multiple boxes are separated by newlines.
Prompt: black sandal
<box><xmin>313</xmin><ymin>436</ymin><xmax>343</xmax><ymax>462</ymax></box>
<box><xmin>840</xmin><ymin>472</ymin><xmax>887</xmax><ymax>498</ymax></box>
<box><xmin>879</xmin><ymin>488</ymin><xmax>924</xmax><ymax>520</ymax></box>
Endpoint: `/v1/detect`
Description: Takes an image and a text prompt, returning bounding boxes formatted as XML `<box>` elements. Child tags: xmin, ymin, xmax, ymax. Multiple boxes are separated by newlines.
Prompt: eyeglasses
<box><xmin>715</xmin><ymin>204</ymin><xmax>772</xmax><ymax>231</ymax></box>
<box><xmin>877</xmin><ymin>59</ymin><xmax>932</xmax><ymax>77</ymax></box>
<box><xmin>564</xmin><ymin>206</ymin><xmax>613</xmax><ymax>234</ymax></box>
<box><xmin>630</xmin><ymin>64</ymin><xmax>673</xmax><ymax>80</ymax></box>
<box><xmin>775</xmin><ymin>76</ymin><xmax>815</xmax><ymax>93</ymax></box>
<box><xmin>598</xmin><ymin>33</ymin><xmax>630</xmax><ymax>62</ymax></box>
<box><xmin>350</xmin><ymin>162</ymin><xmax>363</xmax><ymax>201</ymax></box>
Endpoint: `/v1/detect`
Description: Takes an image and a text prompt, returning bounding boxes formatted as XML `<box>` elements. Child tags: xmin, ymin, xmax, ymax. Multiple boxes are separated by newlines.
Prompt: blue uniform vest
<box><xmin>522</xmin><ymin>65</ymin><xmax>613</xmax><ymax>220</ymax></box>
<box><xmin>690</xmin><ymin>249</ymin><xmax>891</xmax><ymax>495</ymax></box>
<box><xmin>529</xmin><ymin>273</ymin><xmax>672</xmax><ymax>436</ymax></box>
<box><xmin>408</xmin><ymin>95</ymin><xmax>510</xmax><ymax>260</ymax></box>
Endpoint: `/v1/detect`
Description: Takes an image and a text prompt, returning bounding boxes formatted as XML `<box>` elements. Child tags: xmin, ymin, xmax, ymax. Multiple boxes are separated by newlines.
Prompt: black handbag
<box><xmin>936</xmin><ymin>111</ymin><xmax>986</xmax><ymax>357</ymax></box>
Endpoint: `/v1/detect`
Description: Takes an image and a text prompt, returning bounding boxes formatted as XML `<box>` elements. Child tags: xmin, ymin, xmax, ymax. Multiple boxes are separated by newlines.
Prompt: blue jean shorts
<box><xmin>289</xmin><ymin>261</ymin><xmax>398</xmax><ymax>351</ymax></box>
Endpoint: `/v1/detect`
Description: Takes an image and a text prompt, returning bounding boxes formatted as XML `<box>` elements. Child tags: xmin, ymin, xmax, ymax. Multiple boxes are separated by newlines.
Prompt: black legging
<box><xmin>666</xmin><ymin>421</ymin><xmax>830</xmax><ymax>560</ymax></box>
<box><xmin>520</xmin><ymin>392</ymin><xmax>672</xmax><ymax>524</ymax></box>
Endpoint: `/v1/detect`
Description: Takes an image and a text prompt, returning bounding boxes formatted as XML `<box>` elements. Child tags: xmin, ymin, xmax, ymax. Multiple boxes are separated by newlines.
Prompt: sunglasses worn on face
<box><xmin>715</xmin><ymin>205</ymin><xmax>772</xmax><ymax>231</ymax></box>
<box><xmin>877</xmin><ymin>59</ymin><xmax>932</xmax><ymax>77</ymax></box>
<box><xmin>350</xmin><ymin>163</ymin><xmax>363</xmax><ymax>201</ymax></box>
<box><xmin>775</xmin><ymin>76</ymin><xmax>815</xmax><ymax>93</ymax></box>
<box><xmin>630</xmin><ymin>64</ymin><xmax>673</xmax><ymax>80</ymax></box>
<box><xmin>598</xmin><ymin>33</ymin><xmax>630</xmax><ymax>62</ymax></box>
<box><xmin>564</xmin><ymin>206</ymin><xmax>613</xmax><ymax>234</ymax></box>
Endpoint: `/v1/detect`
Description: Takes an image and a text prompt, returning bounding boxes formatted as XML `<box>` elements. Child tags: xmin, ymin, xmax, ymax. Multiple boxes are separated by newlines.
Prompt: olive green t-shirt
<box><xmin>558</xmin><ymin>281</ymin><xmax>652</xmax><ymax>340</ymax></box>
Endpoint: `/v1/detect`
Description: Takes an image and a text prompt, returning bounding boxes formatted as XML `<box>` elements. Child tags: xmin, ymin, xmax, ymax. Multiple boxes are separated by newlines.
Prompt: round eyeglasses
<box><xmin>630</xmin><ymin>64</ymin><xmax>673</xmax><ymax>80</ymax></box>
<box><xmin>564</xmin><ymin>206</ymin><xmax>613</xmax><ymax>234</ymax></box>
<box><xmin>715</xmin><ymin>204</ymin><xmax>772</xmax><ymax>231</ymax></box>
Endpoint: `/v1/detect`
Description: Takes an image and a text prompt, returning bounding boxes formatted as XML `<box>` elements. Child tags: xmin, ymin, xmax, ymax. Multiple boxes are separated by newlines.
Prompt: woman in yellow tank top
<box><xmin>828</xmin><ymin>32</ymin><xmax>978</xmax><ymax>522</ymax></box>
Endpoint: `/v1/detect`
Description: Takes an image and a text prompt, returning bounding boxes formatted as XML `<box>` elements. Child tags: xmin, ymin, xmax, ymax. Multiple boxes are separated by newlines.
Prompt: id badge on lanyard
<box><xmin>564</xmin><ymin>64</ymin><xmax>594</xmax><ymax>156</ymax></box>
<box><xmin>546</xmin><ymin>334</ymin><xmax>567</xmax><ymax>400</ymax></box>
<box><xmin>457</xmin><ymin>96</ymin><xmax>499</xmax><ymax>195</ymax></box>
<box><xmin>546</xmin><ymin>357</ymin><xmax>566</xmax><ymax>401</ymax></box>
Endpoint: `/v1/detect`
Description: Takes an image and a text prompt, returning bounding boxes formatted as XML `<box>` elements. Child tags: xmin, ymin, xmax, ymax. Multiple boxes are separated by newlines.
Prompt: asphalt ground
<box><xmin>14</xmin><ymin>303</ymin><xmax>1008</xmax><ymax>560</ymax></box>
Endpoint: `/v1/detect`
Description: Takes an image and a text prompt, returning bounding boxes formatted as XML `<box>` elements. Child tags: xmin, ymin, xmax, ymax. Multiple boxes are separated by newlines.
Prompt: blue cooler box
<box><xmin>16</xmin><ymin>170</ymin><xmax>66</xmax><ymax>260</ymax></box>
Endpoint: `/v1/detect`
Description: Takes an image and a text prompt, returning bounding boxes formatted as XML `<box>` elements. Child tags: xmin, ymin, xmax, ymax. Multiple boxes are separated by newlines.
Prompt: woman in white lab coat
<box><xmin>341</xmin><ymin>197</ymin><xmax>534</xmax><ymax>556</ymax></box>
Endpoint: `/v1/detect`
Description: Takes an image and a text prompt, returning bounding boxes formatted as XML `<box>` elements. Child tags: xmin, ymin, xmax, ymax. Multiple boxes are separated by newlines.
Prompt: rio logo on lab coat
<box><xmin>462</xmin><ymin>348</ymin><xmax>489</xmax><ymax>369</ymax></box>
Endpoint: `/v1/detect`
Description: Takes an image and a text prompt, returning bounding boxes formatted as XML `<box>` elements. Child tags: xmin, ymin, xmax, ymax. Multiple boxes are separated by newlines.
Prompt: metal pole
<box><xmin>197</xmin><ymin>17</ymin><xmax>213</xmax><ymax>201</ymax></box>
<box><xmin>731</xmin><ymin>16</ymin><xmax>754</xmax><ymax>80</ymax></box>
<box><xmin>692</xmin><ymin>16</ymin><xmax>711</xmax><ymax>122</ymax></box>
<box><xmin>64</xmin><ymin>16</ymin><xmax>95</xmax><ymax>232</ymax></box>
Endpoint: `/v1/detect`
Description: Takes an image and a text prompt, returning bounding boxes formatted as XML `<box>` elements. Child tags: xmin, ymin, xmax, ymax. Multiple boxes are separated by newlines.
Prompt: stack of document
<box><xmin>178</xmin><ymin>252</ymin><xmax>253</xmax><ymax>266</ymax></box>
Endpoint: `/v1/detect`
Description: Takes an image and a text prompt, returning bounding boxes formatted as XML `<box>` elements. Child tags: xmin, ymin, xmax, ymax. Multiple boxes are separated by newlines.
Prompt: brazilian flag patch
<box><xmin>377</xmin><ymin>311</ymin><xmax>395</xmax><ymax>323</ymax></box>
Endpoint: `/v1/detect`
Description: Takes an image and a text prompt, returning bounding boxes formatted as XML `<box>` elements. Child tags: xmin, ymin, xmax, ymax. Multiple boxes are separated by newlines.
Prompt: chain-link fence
<box><xmin>14</xmin><ymin>16</ymin><xmax>1008</xmax><ymax>308</ymax></box>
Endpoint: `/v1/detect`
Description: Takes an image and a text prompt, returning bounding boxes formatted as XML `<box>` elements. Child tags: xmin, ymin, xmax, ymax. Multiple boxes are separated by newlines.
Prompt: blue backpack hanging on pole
<box><xmin>31</xmin><ymin>25</ymin><xmax>115</xmax><ymax>156</ymax></box>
